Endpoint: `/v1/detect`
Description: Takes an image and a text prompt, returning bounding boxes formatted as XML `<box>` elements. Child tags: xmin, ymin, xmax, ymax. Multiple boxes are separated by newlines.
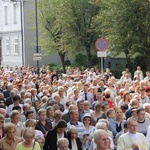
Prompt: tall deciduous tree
<box><xmin>38</xmin><ymin>0</ymin><xmax>68</xmax><ymax>72</ymax></box>
<box><xmin>61</xmin><ymin>0</ymin><xmax>100</xmax><ymax>67</ymax></box>
<box><xmin>38</xmin><ymin>0</ymin><xmax>101</xmax><ymax>69</ymax></box>
<box><xmin>95</xmin><ymin>0</ymin><xmax>150</xmax><ymax>70</ymax></box>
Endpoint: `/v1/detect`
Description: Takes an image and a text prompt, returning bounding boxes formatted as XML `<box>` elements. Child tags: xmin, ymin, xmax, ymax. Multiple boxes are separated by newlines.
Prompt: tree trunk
<box><xmin>58</xmin><ymin>52</ymin><xmax>66</xmax><ymax>73</ymax></box>
<box><xmin>145</xmin><ymin>56</ymin><xmax>150</xmax><ymax>71</ymax></box>
<box><xmin>86</xmin><ymin>47</ymin><xmax>92</xmax><ymax>68</ymax></box>
<box><xmin>126</xmin><ymin>56</ymin><xmax>132</xmax><ymax>72</ymax></box>
<box><xmin>124</xmin><ymin>50</ymin><xmax>132</xmax><ymax>73</ymax></box>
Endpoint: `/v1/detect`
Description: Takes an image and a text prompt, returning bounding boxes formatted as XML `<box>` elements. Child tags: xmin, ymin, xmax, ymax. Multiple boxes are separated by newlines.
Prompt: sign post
<box><xmin>33</xmin><ymin>50</ymin><xmax>42</xmax><ymax>61</ymax></box>
<box><xmin>95</xmin><ymin>38</ymin><xmax>108</xmax><ymax>74</ymax></box>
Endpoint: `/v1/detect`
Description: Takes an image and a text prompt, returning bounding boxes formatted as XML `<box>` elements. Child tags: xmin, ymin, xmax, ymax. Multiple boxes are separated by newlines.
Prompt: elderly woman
<box><xmin>10</xmin><ymin>110</ymin><xmax>24</xmax><ymax>137</ymax></box>
<box><xmin>52</xmin><ymin>110</ymin><xmax>63</xmax><ymax>128</ymax></box>
<box><xmin>0</xmin><ymin>123</ymin><xmax>21</xmax><ymax>150</ymax></box>
<box><xmin>91</xmin><ymin>102</ymin><xmax>103</xmax><ymax>126</ymax></box>
<box><xmin>25</xmin><ymin>119</ymin><xmax>44</xmax><ymax>138</ymax></box>
<box><xmin>46</xmin><ymin>106</ymin><xmax>54</xmax><ymax>122</ymax></box>
<box><xmin>16</xmin><ymin>127</ymin><xmax>40</xmax><ymax>150</ymax></box>
<box><xmin>35</xmin><ymin>136</ymin><xmax>45</xmax><ymax>150</ymax></box>
<box><xmin>57</xmin><ymin>138</ymin><xmax>70</xmax><ymax>150</ymax></box>
<box><xmin>43</xmin><ymin>120</ymin><xmax>67</xmax><ymax>150</ymax></box>
<box><xmin>35</xmin><ymin>108</ymin><xmax>52</xmax><ymax>137</ymax></box>
<box><xmin>82</xmin><ymin>113</ymin><xmax>95</xmax><ymax>150</ymax></box>
<box><xmin>67</xmin><ymin>125</ymin><xmax>82</xmax><ymax>150</ymax></box>
<box><xmin>0</xmin><ymin>114</ymin><xmax>4</xmax><ymax>139</ymax></box>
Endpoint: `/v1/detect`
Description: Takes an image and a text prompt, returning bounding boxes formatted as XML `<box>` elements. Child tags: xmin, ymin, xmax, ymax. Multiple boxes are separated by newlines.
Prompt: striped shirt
<box><xmin>67</xmin><ymin>121</ymin><xmax>86</xmax><ymax>139</ymax></box>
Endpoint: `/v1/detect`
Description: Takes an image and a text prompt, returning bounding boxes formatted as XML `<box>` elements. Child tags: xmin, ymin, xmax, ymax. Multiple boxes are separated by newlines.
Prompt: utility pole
<box><xmin>35</xmin><ymin>0</ymin><xmax>39</xmax><ymax>75</ymax></box>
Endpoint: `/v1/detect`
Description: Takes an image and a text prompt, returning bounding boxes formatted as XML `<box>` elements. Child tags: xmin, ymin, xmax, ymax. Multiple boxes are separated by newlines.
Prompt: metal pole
<box><xmin>101</xmin><ymin>57</ymin><xmax>103</xmax><ymax>75</ymax></box>
<box><xmin>20</xmin><ymin>0</ymin><xmax>25</xmax><ymax>66</ymax></box>
<box><xmin>35</xmin><ymin>0</ymin><xmax>39</xmax><ymax>75</ymax></box>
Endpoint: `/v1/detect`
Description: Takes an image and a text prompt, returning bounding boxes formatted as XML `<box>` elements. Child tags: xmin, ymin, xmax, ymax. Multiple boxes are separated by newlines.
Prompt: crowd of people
<box><xmin>0</xmin><ymin>65</ymin><xmax>150</xmax><ymax>150</ymax></box>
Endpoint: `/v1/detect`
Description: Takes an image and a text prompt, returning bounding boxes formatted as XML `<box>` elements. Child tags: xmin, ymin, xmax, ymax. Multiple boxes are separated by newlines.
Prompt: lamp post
<box><xmin>35</xmin><ymin>0</ymin><xmax>40</xmax><ymax>75</ymax></box>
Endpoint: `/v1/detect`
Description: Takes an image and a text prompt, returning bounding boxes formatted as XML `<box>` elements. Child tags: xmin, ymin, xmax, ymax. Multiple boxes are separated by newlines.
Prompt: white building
<box><xmin>0</xmin><ymin>0</ymin><xmax>23</xmax><ymax>67</ymax></box>
<box><xmin>0</xmin><ymin>0</ymin><xmax>61</xmax><ymax>69</ymax></box>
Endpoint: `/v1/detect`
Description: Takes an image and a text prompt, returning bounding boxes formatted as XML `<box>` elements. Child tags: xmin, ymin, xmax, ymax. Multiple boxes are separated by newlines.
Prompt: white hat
<box><xmin>83</xmin><ymin>113</ymin><xmax>91</xmax><ymax>120</ymax></box>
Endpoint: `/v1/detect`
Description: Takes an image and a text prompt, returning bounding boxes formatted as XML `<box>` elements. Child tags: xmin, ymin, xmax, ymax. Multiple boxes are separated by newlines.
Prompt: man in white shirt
<box><xmin>117</xmin><ymin>118</ymin><xmax>149</xmax><ymax>150</ymax></box>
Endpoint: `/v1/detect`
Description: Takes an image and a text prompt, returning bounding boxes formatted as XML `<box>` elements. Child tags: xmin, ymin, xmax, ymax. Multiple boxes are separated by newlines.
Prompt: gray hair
<box><xmin>68</xmin><ymin>125</ymin><xmax>78</xmax><ymax>134</ymax></box>
<box><xmin>25</xmin><ymin>92</ymin><xmax>32</xmax><ymax>98</ymax></box>
<box><xmin>98</xmin><ymin>118</ymin><xmax>109</xmax><ymax>126</ymax></box>
<box><xmin>10</xmin><ymin>89</ymin><xmax>17</xmax><ymax>96</ymax></box>
<box><xmin>143</xmin><ymin>103</ymin><xmax>150</xmax><ymax>109</ymax></box>
<box><xmin>10</xmin><ymin>110</ymin><xmax>19</xmax><ymax>119</ymax></box>
<box><xmin>41</xmin><ymin>96</ymin><xmax>48</xmax><ymax>102</ymax></box>
<box><xmin>24</xmin><ymin>98</ymin><xmax>32</xmax><ymax>104</ymax></box>
<box><xmin>20</xmin><ymin>90</ymin><xmax>25</xmax><ymax>95</ymax></box>
<box><xmin>7</xmin><ymin>83</ymin><xmax>13</xmax><ymax>89</ymax></box>
<box><xmin>94</xmin><ymin>129</ymin><xmax>108</xmax><ymax>141</ymax></box>
<box><xmin>23</xmin><ymin>103</ymin><xmax>30</xmax><ymax>109</ymax></box>
<box><xmin>57</xmin><ymin>138</ymin><xmax>69</xmax><ymax>148</ymax></box>
<box><xmin>95</xmin><ymin>122</ymin><xmax>106</xmax><ymax>129</ymax></box>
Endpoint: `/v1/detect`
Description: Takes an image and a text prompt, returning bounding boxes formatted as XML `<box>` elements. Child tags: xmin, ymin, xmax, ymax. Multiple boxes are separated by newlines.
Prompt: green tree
<box><xmin>95</xmin><ymin>0</ymin><xmax>150</xmax><ymax>70</ymax></box>
<box><xmin>38</xmin><ymin>0</ymin><xmax>69</xmax><ymax>73</ymax></box>
<box><xmin>62</xmin><ymin>0</ymin><xmax>100</xmax><ymax>67</ymax></box>
<box><xmin>38</xmin><ymin>0</ymin><xmax>101</xmax><ymax>69</ymax></box>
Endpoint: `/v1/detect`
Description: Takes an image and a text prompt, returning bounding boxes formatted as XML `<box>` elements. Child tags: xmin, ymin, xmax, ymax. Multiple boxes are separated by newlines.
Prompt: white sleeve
<box><xmin>146</xmin><ymin>126</ymin><xmax>150</xmax><ymax>142</ymax></box>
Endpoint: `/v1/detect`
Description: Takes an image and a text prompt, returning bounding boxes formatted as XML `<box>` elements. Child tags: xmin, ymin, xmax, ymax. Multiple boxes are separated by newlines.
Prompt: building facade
<box><xmin>0</xmin><ymin>0</ymin><xmax>61</xmax><ymax>69</ymax></box>
<box><xmin>0</xmin><ymin>0</ymin><xmax>22</xmax><ymax>67</ymax></box>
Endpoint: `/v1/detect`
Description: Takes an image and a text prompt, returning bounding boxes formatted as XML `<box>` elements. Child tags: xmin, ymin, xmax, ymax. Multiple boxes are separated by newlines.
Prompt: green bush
<box><xmin>132</xmin><ymin>55</ymin><xmax>147</xmax><ymax>72</ymax></box>
<box><xmin>65</xmin><ymin>60</ymin><xmax>71</xmax><ymax>66</ymax></box>
<box><xmin>111</xmin><ymin>68</ymin><xmax>122</xmax><ymax>79</ymax></box>
<box><xmin>47</xmin><ymin>63</ymin><xmax>58</xmax><ymax>71</ymax></box>
<box><xmin>74</xmin><ymin>53</ymin><xmax>87</xmax><ymax>67</ymax></box>
<box><xmin>91</xmin><ymin>54</ymin><xmax>99</xmax><ymax>66</ymax></box>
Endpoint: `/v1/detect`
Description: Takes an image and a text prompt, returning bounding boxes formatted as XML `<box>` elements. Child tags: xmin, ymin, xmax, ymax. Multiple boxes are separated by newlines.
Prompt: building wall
<box><xmin>104</xmin><ymin>57</ymin><xmax>127</xmax><ymax>69</ymax></box>
<box><xmin>0</xmin><ymin>0</ymin><xmax>61</xmax><ymax>69</ymax></box>
<box><xmin>0</xmin><ymin>1</ymin><xmax>126</xmax><ymax>69</ymax></box>
<box><xmin>23</xmin><ymin>0</ymin><xmax>61</xmax><ymax>68</ymax></box>
<box><xmin>0</xmin><ymin>0</ymin><xmax>23</xmax><ymax>67</ymax></box>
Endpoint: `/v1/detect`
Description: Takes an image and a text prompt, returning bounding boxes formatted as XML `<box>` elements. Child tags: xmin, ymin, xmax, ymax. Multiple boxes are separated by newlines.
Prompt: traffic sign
<box><xmin>33</xmin><ymin>57</ymin><xmax>42</xmax><ymax>61</ymax></box>
<box><xmin>95</xmin><ymin>38</ymin><xmax>108</xmax><ymax>51</ymax></box>
<box><xmin>33</xmin><ymin>53</ymin><xmax>42</xmax><ymax>57</ymax></box>
<box><xmin>97</xmin><ymin>51</ymin><xmax>107</xmax><ymax>57</ymax></box>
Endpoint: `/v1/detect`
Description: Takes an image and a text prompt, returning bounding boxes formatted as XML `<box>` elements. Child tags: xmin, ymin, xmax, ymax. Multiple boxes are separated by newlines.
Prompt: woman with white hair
<box><xmin>67</xmin><ymin>125</ymin><xmax>82</xmax><ymax>150</ymax></box>
<box><xmin>15</xmin><ymin>127</ymin><xmax>40</xmax><ymax>150</ymax></box>
<box><xmin>57</xmin><ymin>138</ymin><xmax>69</xmax><ymax>150</ymax></box>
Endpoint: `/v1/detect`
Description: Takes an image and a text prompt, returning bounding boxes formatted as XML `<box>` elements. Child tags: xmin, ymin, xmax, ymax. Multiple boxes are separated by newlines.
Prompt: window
<box><xmin>5</xmin><ymin>39</ymin><xmax>10</xmax><ymax>54</ymax></box>
<box><xmin>4</xmin><ymin>6</ymin><xmax>8</xmax><ymax>25</ymax></box>
<box><xmin>14</xmin><ymin>38</ymin><xmax>19</xmax><ymax>54</ymax></box>
<box><xmin>13</xmin><ymin>4</ymin><xmax>17</xmax><ymax>24</ymax></box>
